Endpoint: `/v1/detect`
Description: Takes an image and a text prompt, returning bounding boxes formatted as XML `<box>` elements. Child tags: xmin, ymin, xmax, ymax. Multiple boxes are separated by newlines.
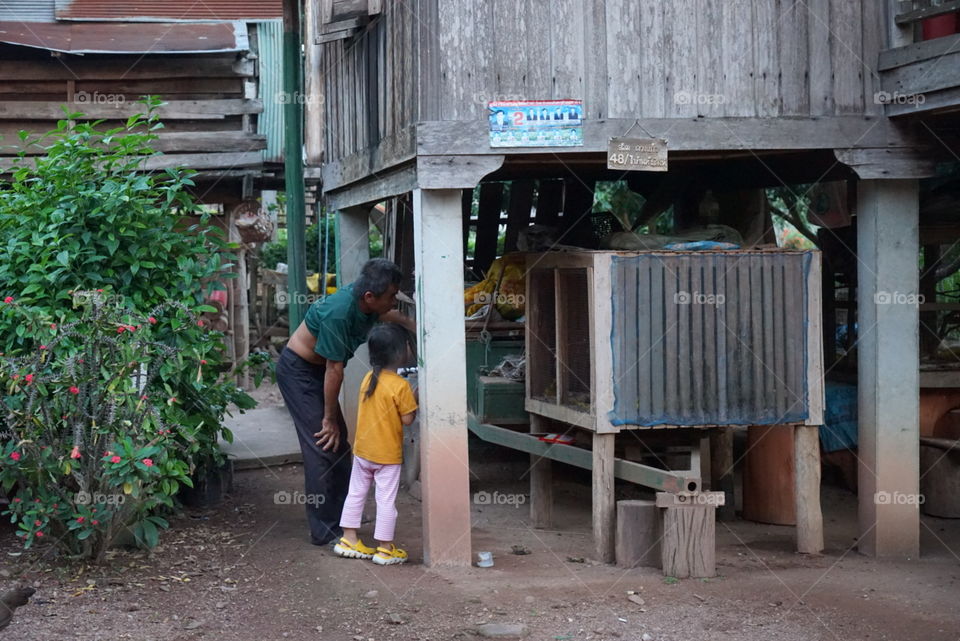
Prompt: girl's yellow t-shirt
<box><xmin>353</xmin><ymin>370</ymin><xmax>418</xmax><ymax>465</ymax></box>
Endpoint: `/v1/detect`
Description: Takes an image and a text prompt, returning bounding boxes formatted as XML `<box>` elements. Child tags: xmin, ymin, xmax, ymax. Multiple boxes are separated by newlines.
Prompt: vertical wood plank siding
<box><xmin>609</xmin><ymin>252</ymin><xmax>814</xmax><ymax>427</ymax></box>
<box><xmin>321</xmin><ymin>0</ymin><xmax>885</xmax><ymax>163</ymax></box>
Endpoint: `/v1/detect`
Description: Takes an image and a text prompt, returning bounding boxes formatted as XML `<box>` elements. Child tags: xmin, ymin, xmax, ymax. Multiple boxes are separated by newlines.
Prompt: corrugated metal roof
<box><xmin>0</xmin><ymin>0</ymin><xmax>56</xmax><ymax>22</ymax></box>
<box><xmin>256</xmin><ymin>20</ymin><xmax>284</xmax><ymax>163</ymax></box>
<box><xmin>54</xmin><ymin>0</ymin><xmax>283</xmax><ymax>21</ymax></box>
<box><xmin>0</xmin><ymin>21</ymin><xmax>249</xmax><ymax>54</ymax></box>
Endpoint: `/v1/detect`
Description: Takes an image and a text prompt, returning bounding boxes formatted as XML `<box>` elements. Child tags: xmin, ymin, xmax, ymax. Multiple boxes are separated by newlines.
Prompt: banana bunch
<box><xmin>464</xmin><ymin>254</ymin><xmax>526</xmax><ymax>320</ymax></box>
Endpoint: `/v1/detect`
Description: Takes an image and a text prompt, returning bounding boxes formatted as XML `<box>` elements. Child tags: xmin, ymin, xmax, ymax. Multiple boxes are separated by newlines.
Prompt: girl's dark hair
<box><xmin>364</xmin><ymin>323</ymin><xmax>414</xmax><ymax>399</ymax></box>
<box><xmin>354</xmin><ymin>258</ymin><xmax>403</xmax><ymax>300</ymax></box>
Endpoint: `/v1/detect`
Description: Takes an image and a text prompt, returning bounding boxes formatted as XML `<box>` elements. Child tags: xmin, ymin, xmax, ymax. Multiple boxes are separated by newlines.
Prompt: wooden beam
<box><xmin>504</xmin><ymin>180</ymin><xmax>535</xmax><ymax>252</ymax></box>
<box><xmin>473</xmin><ymin>182</ymin><xmax>503</xmax><ymax>275</ymax></box>
<box><xmin>794</xmin><ymin>424</ymin><xmax>824</xmax><ymax>554</ymax></box>
<box><xmin>857</xmin><ymin>178</ymin><xmax>920</xmax><ymax>558</ymax></box>
<box><xmin>323</xmin><ymin>162</ymin><xmax>416</xmax><ymax>211</ymax></box>
<box><xmin>881</xmin><ymin>49</ymin><xmax>960</xmax><ymax>99</ymax></box>
<box><xmin>0</xmin><ymin>99</ymin><xmax>263</xmax><ymax>120</ymax></box>
<box><xmin>0</xmin><ymin>151</ymin><xmax>263</xmax><ymax>172</ymax></box>
<box><xmin>416</xmin><ymin>117</ymin><xmax>925</xmax><ymax>156</ymax></box>
<box><xmin>834</xmin><ymin>148</ymin><xmax>939</xmax><ymax>179</ymax></box>
<box><xmin>467</xmin><ymin>416</ymin><xmax>691</xmax><ymax>492</ymax></box>
<box><xmin>878</xmin><ymin>34</ymin><xmax>960</xmax><ymax>70</ymax></box>
<box><xmin>0</xmin><ymin>58</ymin><xmax>255</xmax><ymax>81</ymax></box>
<box><xmin>528</xmin><ymin>414</ymin><xmax>553</xmax><ymax>529</ymax></box>
<box><xmin>416</xmin><ymin>155</ymin><xmax>505</xmax><ymax>189</ymax></box>
<box><xmin>895</xmin><ymin>0</ymin><xmax>960</xmax><ymax>24</ymax></box>
<box><xmin>338</xmin><ymin>205</ymin><xmax>372</xmax><ymax>440</ymax></box>
<box><xmin>3</xmin><ymin>132</ymin><xmax>267</xmax><ymax>155</ymax></box>
<box><xmin>593</xmin><ymin>432</ymin><xmax>616</xmax><ymax>563</ymax></box>
<box><xmin>413</xmin><ymin>188</ymin><xmax>472</xmax><ymax>567</ymax></box>
<box><xmin>321</xmin><ymin>126</ymin><xmax>415</xmax><ymax>193</ymax></box>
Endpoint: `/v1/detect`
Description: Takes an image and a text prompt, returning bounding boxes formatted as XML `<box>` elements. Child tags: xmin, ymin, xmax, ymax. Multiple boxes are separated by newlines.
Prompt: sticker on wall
<box><xmin>488</xmin><ymin>100</ymin><xmax>583</xmax><ymax>148</ymax></box>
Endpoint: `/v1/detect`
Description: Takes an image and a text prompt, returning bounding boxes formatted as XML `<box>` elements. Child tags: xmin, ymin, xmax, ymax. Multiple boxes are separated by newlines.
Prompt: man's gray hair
<box><xmin>354</xmin><ymin>258</ymin><xmax>402</xmax><ymax>299</ymax></box>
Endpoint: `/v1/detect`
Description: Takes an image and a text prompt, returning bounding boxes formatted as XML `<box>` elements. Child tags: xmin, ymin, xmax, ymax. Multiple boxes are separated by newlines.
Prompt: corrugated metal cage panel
<box><xmin>0</xmin><ymin>0</ymin><xmax>55</xmax><ymax>22</ymax></box>
<box><xmin>610</xmin><ymin>252</ymin><xmax>814</xmax><ymax>427</ymax></box>
<box><xmin>255</xmin><ymin>19</ymin><xmax>284</xmax><ymax>163</ymax></box>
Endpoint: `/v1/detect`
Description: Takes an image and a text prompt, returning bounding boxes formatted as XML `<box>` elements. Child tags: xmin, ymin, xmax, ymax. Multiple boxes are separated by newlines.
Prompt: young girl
<box><xmin>334</xmin><ymin>323</ymin><xmax>418</xmax><ymax>565</ymax></box>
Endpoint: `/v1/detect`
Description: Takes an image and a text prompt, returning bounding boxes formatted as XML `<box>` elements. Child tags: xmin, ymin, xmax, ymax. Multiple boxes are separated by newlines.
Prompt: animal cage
<box><xmin>524</xmin><ymin>250</ymin><xmax>825</xmax><ymax>433</ymax></box>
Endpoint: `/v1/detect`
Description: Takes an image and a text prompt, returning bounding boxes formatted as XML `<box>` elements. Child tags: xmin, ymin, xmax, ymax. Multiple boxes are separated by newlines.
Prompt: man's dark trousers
<box><xmin>276</xmin><ymin>347</ymin><xmax>352</xmax><ymax>545</ymax></box>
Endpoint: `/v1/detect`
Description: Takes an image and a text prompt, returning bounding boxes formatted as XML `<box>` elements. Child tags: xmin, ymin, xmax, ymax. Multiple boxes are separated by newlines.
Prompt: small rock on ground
<box><xmin>476</xmin><ymin>622</ymin><xmax>528</xmax><ymax>638</ymax></box>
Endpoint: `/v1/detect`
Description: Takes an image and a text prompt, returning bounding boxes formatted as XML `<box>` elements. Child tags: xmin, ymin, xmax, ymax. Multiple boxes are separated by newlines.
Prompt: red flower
<box><xmin>9</xmin><ymin>452</ymin><xmax>20</xmax><ymax>462</ymax></box>
<box><xmin>148</xmin><ymin>317</ymin><xmax>157</xmax><ymax>324</ymax></box>
<box><xmin>200</xmin><ymin>359</ymin><xmax>207</xmax><ymax>365</ymax></box>
<box><xmin>12</xmin><ymin>498</ymin><xmax>21</xmax><ymax>503</ymax></box>
<box><xmin>127</xmin><ymin>325</ymin><xmax>136</xmax><ymax>332</ymax></box>
<box><xmin>91</xmin><ymin>520</ymin><xmax>99</xmax><ymax>525</ymax></box>
<box><xmin>142</xmin><ymin>458</ymin><xmax>153</xmax><ymax>467</ymax></box>
<box><xmin>168</xmin><ymin>397</ymin><xmax>177</xmax><ymax>404</ymax></box>
<box><xmin>140</xmin><ymin>395</ymin><xmax>148</xmax><ymax>401</ymax></box>
<box><xmin>70</xmin><ymin>446</ymin><xmax>81</xmax><ymax>459</ymax></box>
<box><xmin>24</xmin><ymin>374</ymin><xmax>33</xmax><ymax>384</ymax></box>
<box><xmin>117</xmin><ymin>326</ymin><xmax>125</xmax><ymax>334</ymax></box>
<box><xmin>33</xmin><ymin>520</ymin><xmax>41</xmax><ymax>527</ymax></box>
<box><xmin>3</xmin><ymin>296</ymin><xmax>12</xmax><ymax>304</ymax></box>
<box><xmin>39</xmin><ymin>345</ymin><xmax>47</xmax><ymax>350</ymax></box>
<box><xmin>76</xmin><ymin>516</ymin><xmax>85</xmax><ymax>524</ymax></box>
<box><xmin>69</xmin><ymin>386</ymin><xmax>80</xmax><ymax>395</ymax></box>
<box><xmin>35</xmin><ymin>531</ymin><xmax>43</xmax><ymax>538</ymax></box>
<box><xmin>110</xmin><ymin>455</ymin><xmax>121</xmax><ymax>464</ymax></box>
<box><xmin>197</xmin><ymin>320</ymin><xmax>204</xmax><ymax>328</ymax></box>
<box><xmin>50</xmin><ymin>323</ymin><xmax>57</xmax><ymax>330</ymax></box>
<box><xmin>96</xmin><ymin>289</ymin><xmax>103</xmax><ymax>293</ymax></box>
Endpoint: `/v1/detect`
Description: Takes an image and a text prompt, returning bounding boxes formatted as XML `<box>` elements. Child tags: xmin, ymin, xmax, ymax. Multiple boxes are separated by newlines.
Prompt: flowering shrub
<box><xmin>0</xmin><ymin>294</ymin><xmax>206</xmax><ymax>560</ymax></box>
<box><xmin>0</xmin><ymin>99</ymin><xmax>257</xmax><ymax>483</ymax></box>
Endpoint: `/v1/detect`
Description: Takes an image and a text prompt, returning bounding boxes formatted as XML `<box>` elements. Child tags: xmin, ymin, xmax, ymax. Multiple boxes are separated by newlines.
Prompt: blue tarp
<box><xmin>820</xmin><ymin>381</ymin><xmax>858</xmax><ymax>452</ymax></box>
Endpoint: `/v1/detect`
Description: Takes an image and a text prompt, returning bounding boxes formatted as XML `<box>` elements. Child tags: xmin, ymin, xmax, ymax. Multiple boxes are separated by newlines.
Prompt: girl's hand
<box><xmin>314</xmin><ymin>417</ymin><xmax>341</xmax><ymax>451</ymax></box>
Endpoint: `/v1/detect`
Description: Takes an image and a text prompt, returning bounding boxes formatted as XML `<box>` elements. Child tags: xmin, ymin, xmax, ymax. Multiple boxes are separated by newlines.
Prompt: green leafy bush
<box><xmin>0</xmin><ymin>100</ymin><xmax>254</xmax><ymax>476</ymax></box>
<box><xmin>0</xmin><ymin>295</ymin><xmax>199</xmax><ymax>560</ymax></box>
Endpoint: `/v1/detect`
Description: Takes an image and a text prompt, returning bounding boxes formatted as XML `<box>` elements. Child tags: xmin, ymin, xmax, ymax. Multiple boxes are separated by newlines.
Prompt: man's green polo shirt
<box><xmin>303</xmin><ymin>284</ymin><xmax>378</xmax><ymax>363</ymax></box>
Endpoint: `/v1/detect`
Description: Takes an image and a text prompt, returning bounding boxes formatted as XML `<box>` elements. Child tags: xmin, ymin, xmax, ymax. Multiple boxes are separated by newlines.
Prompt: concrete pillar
<box><xmin>857</xmin><ymin>178</ymin><xmax>920</xmax><ymax>558</ymax></box>
<box><xmin>337</xmin><ymin>205</ymin><xmax>370</xmax><ymax>439</ymax></box>
<box><xmin>412</xmin><ymin>188</ymin><xmax>472</xmax><ymax>566</ymax></box>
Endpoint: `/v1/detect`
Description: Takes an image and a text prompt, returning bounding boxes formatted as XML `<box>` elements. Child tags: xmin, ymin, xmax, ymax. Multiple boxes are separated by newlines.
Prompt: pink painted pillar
<box><xmin>412</xmin><ymin>188</ymin><xmax>472</xmax><ymax>566</ymax></box>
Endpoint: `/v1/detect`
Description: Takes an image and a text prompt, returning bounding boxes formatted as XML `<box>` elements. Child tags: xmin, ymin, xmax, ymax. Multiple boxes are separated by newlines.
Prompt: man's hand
<box><xmin>314</xmin><ymin>417</ymin><xmax>341</xmax><ymax>451</ymax></box>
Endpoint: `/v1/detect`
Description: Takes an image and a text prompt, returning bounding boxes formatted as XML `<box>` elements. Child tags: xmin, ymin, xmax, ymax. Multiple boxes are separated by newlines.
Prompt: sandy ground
<box><xmin>2</xmin><ymin>461</ymin><xmax>959</xmax><ymax>641</ymax></box>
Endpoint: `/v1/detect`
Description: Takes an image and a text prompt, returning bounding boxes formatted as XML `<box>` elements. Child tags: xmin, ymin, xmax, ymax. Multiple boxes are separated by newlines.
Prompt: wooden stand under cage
<box><xmin>521</xmin><ymin>249</ymin><xmax>825</xmax><ymax>571</ymax></box>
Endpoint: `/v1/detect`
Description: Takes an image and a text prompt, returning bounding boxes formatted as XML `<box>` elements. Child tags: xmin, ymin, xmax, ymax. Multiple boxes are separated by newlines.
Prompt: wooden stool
<box><xmin>656</xmin><ymin>491</ymin><xmax>724</xmax><ymax>578</ymax></box>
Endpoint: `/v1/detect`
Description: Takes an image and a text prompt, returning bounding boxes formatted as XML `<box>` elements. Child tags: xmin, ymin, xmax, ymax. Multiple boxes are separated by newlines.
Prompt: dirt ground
<box><xmin>2</xmin><ymin>460</ymin><xmax>959</xmax><ymax>641</ymax></box>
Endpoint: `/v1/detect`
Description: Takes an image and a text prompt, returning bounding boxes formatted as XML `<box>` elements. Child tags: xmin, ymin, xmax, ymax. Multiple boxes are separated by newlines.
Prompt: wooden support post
<box><xmin>227</xmin><ymin>204</ymin><xmax>251</xmax><ymax>389</ymax></box>
<box><xmin>857</xmin><ymin>178</ymin><xmax>920</xmax><ymax>558</ymax></box>
<box><xmin>616</xmin><ymin>500</ymin><xmax>661</xmax><ymax>569</ymax></box>
<box><xmin>413</xmin><ymin>188</ymin><xmax>472</xmax><ymax>567</ymax></box>
<box><xmin>794</xmin><ymin>424</ymin><xmax>824</xmax><ymax>553</ymax></box>
<box><xmin>529</xmin><ymin>414</ymin><xmax>553</xmax><ymax>529</ymax></box>
<box><xmin>657</xmin><ymin>492</ymin><xmax>721</xmax><ymax>578</ymax></box>
<box><xmin>337</xmin><ymin>205</ymin><xmax>370</xmax><ymax>440</ymax></box>
<box><xmin>593</xmin><ymin>432</ymin><xmax>616</xmax><ymax>563</ymax></box>
<box><xmin>710</xmin><ymin>429</ymin><xmax>736</xmax><ymax>520</ymax></box>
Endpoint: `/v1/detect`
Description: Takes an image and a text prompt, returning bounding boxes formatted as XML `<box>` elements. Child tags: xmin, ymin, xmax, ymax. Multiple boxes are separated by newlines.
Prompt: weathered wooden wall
<box><xmin>433</xmin><ymin>0</ymin><xmax>884</xmax><ymax>121</ymax></box>
<box><xmin>0</xmin><ymin>46</ymin><xmax>266</xmax><ymax>176</ymax></box>
<box><xmin>318</xmin><ymin>0</ymin><xmax>889</xmax><ymax>170</ymax></box>
<box><xmin>319</xmin><ymin>0</ymin><xmax>417</xmax><ymax>165</ymax></box>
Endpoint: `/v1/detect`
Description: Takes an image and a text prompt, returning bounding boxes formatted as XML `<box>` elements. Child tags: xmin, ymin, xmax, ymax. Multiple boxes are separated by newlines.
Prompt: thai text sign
<box><xmin>607</xmin><ymin>137</ymin><xmax>668</xmax><ymax>171</ymax></box>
